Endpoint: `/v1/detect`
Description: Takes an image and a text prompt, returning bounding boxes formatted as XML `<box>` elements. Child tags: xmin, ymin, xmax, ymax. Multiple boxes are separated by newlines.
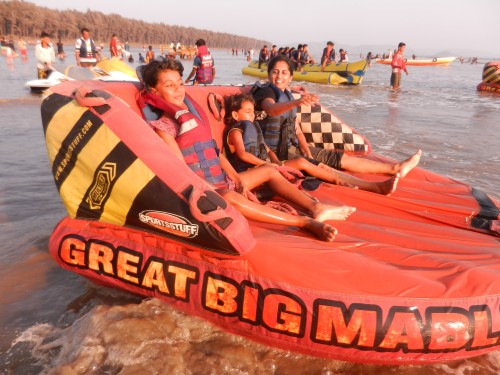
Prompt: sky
<box><xmin>27</xmin><ymin>0</ymin><xmax>499</xmax><ymax>57</ymax></box>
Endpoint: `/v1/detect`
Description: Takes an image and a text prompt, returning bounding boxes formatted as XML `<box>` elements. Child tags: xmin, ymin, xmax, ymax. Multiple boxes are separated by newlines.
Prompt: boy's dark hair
<box><xmin>195</xmin><ymin>39</ymin><xmax>206</xmax><ymax>47</ymax></box>
<box><xmin>40</xmin><ymin>31</ymin><xmax>50</xmax><ymax>38</ymax></box>
<box><xmin>398</xmin><ymin>42</ymin><xmax>406</xmax><ymax>48</ymax></box>
<box><xmin>224</xmin><ymin>93</ymin><xmax>255</xmax><ymax>125</ymax></box>
<box><xmin>81</xmin><ymin>27</ymin><xmax>89</xmax><ymax>34</ymax></box>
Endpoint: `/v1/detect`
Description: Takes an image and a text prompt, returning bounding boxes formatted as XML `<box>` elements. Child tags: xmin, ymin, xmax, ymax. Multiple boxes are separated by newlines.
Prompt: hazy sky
<box><xmin>28</xmin><ymin>0</ymin><xmax>498</xmax><ymax>56</ymax></box>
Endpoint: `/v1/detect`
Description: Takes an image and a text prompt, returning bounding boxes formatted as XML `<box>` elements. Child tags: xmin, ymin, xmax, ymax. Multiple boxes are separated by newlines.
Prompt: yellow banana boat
<box><xmin>241</xmin><ymin>61</ymin><xmax>364</xmax><ymax>85</ymax></box>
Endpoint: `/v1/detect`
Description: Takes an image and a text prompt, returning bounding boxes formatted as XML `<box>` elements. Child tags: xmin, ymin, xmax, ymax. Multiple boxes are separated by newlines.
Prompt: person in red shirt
<box><xmin>109</xmin><ymin>34</ymin><xmax>119</xmax><ymax>57</ymax></box>
<box><xmin>390</xmin><ymin>42</ymin><xmax>408</xmax><ymax>90</ymax></box>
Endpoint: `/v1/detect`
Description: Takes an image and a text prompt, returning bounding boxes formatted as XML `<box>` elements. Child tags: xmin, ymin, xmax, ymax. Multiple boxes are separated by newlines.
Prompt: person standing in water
<box><xmin>390</xmin><ymin>42</ymin><xmax>408</xmax><ymax>90</ymax></box>
<box><xmin>35</xmin><ymin>32</ymin><xmax>55</xmax><ymax>79</ymax></box>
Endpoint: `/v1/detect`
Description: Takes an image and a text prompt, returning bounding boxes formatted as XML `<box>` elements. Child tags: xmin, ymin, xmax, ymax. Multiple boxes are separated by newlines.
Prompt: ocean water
<box><xmin>1</xmin><ymin>47</ymin><xmax>499</xmax><ymax>374</ymax></box>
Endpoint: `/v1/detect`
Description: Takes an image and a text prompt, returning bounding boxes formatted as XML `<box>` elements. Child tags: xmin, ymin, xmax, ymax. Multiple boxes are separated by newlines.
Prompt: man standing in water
<box><xmin>75</xmin><ymin>28</ymin><xmax>99</xmax><ymax>67</ymax></box>
<box><xmin>390</xmin><ymin>42</ymin><xmax>408</xmax><ymax>90</ymax></box>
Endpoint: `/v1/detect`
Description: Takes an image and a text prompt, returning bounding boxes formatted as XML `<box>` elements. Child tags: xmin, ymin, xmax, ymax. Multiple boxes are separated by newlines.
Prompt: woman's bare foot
<box><xmin>395</xmin><ymin>149</ymin><xmax>422</xmax><ymax>178</ymax></box>
<box><xmin>312</xmin><ymin>203</ymin><xmax>356</xmax><ymax>222</ymax></box>
<box><xmin>305</xmin><ymin>219</ymin><xmax>337</xmax><ymax>242</ymax></box>
<box><xmin>368</xmin><ymin>173</ymin><xmax>400</xmax><ymax>195</ymax></box>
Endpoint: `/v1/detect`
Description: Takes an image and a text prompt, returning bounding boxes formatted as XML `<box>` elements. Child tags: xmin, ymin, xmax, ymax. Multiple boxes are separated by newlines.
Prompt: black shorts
<box><xmin>288</xmin><ymin>145</ymin><xmax>343</xmax><ymax>170</ymax></box>
<box><xmin>390</xmin><ymin>72</ymin><xmax>401</xmax><ymax>87</ymax></box>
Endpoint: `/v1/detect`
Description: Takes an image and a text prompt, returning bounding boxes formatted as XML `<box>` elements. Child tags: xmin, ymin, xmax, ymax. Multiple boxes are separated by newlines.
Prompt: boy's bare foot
<box><xmin>371</xmin><ymin>173</ymin><xmax>400</xmax><ymax>195</ymax></box>
<box><xmin>395</xmin><ymin>149</ymin><xmax>422</xmax><ymax>178</ymax></box>
<box><xmin>312</xmin><ymin>203</ymin><xmax>356</xmax><ymax>222</ymax></box>
<box><xmin>305</xmin><ymin>220</ymin><xmax>337</xmax><ymax>242</ymax></box>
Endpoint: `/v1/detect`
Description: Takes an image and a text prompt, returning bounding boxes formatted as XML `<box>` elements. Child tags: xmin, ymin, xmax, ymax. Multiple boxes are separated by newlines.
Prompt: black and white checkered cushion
<box><xmin>296</xmin><ymin>97</ymin><xmax>370</xmax><ymax>155</ymax></box>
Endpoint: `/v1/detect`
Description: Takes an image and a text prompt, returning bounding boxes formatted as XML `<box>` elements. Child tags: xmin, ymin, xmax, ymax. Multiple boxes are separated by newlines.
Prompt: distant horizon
<box><xmin>23</xmin><ymin>0</ymin><xmax>500</xmax><ymax>58</ymax></box>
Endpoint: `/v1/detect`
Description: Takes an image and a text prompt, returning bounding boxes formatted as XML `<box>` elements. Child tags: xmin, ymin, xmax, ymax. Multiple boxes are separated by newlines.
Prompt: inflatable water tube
<box><xmin>242</xmin><ymin>60</ymin><xmax>367</xmax><ymax>85</ymax></box>
<box><xmin>477</xmin><ymin>61</ymin><xmax>500</xmax><ymax>93</ymax></box>
<box><xmin>41</xmin><ymin>80</ymin><xmax>500</xmax><ymax>364</ymax></box>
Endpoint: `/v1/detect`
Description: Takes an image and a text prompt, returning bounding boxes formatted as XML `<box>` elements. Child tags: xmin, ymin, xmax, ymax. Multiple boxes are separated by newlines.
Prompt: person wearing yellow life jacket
<box><xmin>185</xmin><ymin>39</ymin><xmax>216</xmax><ymax>85</ymax></box>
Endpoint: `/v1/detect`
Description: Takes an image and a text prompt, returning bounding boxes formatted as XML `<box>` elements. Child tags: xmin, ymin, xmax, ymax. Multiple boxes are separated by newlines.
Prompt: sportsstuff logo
<box><xmin>87</xmin><ymin>162</ymin><xmax>117</xmax><ymax>210</ymax></box>
<box><xmin>139</xmin><ymin>210</ymin><xmax>199</xmax><ymax>238</ymax></box>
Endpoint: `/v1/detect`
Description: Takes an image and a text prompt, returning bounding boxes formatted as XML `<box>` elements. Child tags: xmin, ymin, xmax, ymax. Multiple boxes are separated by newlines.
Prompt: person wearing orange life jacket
<box><xmin>390</xmin><ymin>42</ymin><xmax>408</xmax><ymax>90</ymax></box>
<box><xmin>139</xmin><ymin>58</ymin><xmax>356</xmax><ymax>242</ymax></box>
<box><xmin>185</xmin><ymin>39</ymin><xmax>216</xmax><ymax>84</ymax></box>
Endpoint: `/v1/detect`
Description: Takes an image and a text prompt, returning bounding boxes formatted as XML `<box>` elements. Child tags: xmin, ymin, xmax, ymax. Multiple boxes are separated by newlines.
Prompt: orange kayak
<box><xmin>376</xmin><ymin>56</ymin><xmax>456</xmax><ymax>66</ymax></box>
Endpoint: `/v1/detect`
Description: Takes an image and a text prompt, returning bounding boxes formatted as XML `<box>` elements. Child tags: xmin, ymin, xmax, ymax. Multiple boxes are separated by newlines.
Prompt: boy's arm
<box><xmin>228</xmin><ymin>129</ymin><xmax>268</xmax><ymax>167</ymax></box>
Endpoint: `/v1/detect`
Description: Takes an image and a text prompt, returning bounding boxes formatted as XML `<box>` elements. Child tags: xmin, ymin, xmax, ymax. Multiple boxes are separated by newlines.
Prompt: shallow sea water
<box><xmin>0</xmin><ymin>47</ymin><xmax>499</xmax><ymax>374</ymax></box>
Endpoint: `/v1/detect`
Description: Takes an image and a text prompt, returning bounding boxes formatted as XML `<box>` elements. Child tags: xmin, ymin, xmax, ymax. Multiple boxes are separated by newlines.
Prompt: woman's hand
<box><xmin>289</xmin><ymin>85</ymin><xmax>308</xmax><ymax>94</ymax></box>
<box><xmin>298</xmin><ymin>93</ymin><xmax>319</xmax><ymax>107</ymax></box>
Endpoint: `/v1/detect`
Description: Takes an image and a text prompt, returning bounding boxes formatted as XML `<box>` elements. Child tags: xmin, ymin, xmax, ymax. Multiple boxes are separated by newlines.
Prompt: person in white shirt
<box><xmin>35</xmin><ymin>32</ymin><xmax>56</xmax><ymax>79</ymax></box>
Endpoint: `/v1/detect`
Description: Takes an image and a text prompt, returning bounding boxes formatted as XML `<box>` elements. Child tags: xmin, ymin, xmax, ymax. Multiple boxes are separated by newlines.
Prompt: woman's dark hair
<box><xmin>267</xmin><ymin>54</ymin><xmax>295</xmax><ymax>74</ymax></box>
<box><xmin>224</xmin><ymin>93</ymin><xmax>255</xmax><ymax>125</ymax></box>
<box><xmin>141</xmin><ymin>58</ymin><xmax>184</xmax><ymax>90</ymax></box>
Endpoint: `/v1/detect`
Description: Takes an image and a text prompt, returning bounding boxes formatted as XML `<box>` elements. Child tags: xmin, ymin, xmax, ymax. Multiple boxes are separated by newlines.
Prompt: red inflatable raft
<box><xmin>41</xmin><ymin>80</ymin><xmax>500</xmax><ymax>365</ymax></box>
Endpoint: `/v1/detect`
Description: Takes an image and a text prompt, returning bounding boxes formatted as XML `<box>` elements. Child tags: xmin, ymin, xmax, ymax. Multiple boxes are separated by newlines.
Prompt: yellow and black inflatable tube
<box><xmin>41</xmin><ymin>81</ymin><xmax>255</xmax><ymax>255</ymax></box>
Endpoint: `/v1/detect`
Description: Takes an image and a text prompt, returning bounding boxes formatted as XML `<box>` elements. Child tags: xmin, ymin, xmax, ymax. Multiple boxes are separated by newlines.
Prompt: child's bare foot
<box><xmin>312</xmin><ymin>203</ymin><xmax>356</xmax><ymax>222</ymax></box>
<box><xmin>305</xmin><ymin>220</ymin><xmax>337</xmax><ymax>242</ymax></box>
<box><xmin>370</xmin><ymin>173</ymin><xmax>400</xmax><ymax>195</ymax></box>
<box><xmin>395</xmin><ymin>149</ymin><xmax>422</xmax><ymax>178</ymax></box>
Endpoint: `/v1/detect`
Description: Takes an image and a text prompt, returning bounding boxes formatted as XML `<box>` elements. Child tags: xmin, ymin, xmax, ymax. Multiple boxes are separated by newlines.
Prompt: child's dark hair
<box><xmin>141</xmin><ymin>58</ymin><xmax>184</xmax><ymax>90</ymax></box>
<box><xmin>223</xmin><ymin>93</ymin><xmax>255</xmax><ymax>125</ymax></box>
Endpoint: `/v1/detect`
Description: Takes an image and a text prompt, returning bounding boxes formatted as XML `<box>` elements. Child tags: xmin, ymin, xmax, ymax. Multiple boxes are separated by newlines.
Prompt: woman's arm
<box><xmin>261</xmin><ymin>93</ymin><xmax>320</xmax><ymax>117</ymax></box>
<box><xmin>295</xmin><ymin>120</ymin><xmax>313</xmax><ymax>158</ymax></box>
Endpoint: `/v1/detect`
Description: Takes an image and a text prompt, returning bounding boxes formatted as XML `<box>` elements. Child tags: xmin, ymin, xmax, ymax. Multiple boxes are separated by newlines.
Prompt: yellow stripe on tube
<box><xmin>59</xmin><ymin>125</ymin><xmax>121</xmax><ymax>217</ymax></box>
<box><xmin>100</xmin><ymin>158</ymin><xmax>156</xmax><ymax>226</ymax></box>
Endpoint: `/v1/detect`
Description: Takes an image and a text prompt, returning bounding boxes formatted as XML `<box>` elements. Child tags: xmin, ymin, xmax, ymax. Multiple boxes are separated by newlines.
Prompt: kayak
<box><xmin>376</xmin><ymin>57</ymin><xmax>456</xmax><ymax>66</ymax></box>
<box><xmin>41</xmin><ymin>80</ymin><xmax>500</xmax><ymax>364</ymax></box>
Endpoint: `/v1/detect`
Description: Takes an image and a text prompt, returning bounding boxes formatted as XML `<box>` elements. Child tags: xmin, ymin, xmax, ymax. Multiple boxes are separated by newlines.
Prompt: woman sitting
<box><xmin>251</xmin><ymin>55</ymin><xmax>422</xmax><ymax>193</ymax></box>
<box><xmin>138</xmin><ymin>59</ymin><xmax>356</xmax><ymax>242</ymax></box>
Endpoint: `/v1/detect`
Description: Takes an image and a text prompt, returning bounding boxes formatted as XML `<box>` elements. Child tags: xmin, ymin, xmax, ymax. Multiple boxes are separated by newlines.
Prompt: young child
<box><xmin>223</xmin><ymin>93</ymin><xmax>402</xmax><ymax>195</ymax></box>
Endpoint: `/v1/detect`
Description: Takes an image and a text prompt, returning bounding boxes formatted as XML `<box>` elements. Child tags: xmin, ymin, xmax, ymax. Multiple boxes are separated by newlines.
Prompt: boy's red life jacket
<box><xmin>137</xmin><ymin>90</ymin><xmax>226</xmax><ymax>187</ymax></box>
<box><xmin>195</xmin><ymin>46</ymin><xmax>214</xmax><ymax>84</ymax></box>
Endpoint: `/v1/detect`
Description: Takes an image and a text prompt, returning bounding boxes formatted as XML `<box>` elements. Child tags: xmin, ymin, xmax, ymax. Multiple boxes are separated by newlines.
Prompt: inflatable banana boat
<box><xmin>242</xmin><ymin>59</ymin><xmax>367</xmax><ymax>85</ymax></box>
<box><xmin>477</xmin><ymin>61</ymin><xmax>500</xmax><ymax>93</ymax></box>
<box><xmin>41</xmin><ymin>80</ymin><xmax>500</xmax><ymax>365</ymax></box>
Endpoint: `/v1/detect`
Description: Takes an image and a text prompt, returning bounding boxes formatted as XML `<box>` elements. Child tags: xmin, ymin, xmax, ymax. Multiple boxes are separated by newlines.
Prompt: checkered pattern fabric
<box><xmin>295</xmin><ymin>95</ymin><xmax>370</xmax><ymax>155</ymax></box>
